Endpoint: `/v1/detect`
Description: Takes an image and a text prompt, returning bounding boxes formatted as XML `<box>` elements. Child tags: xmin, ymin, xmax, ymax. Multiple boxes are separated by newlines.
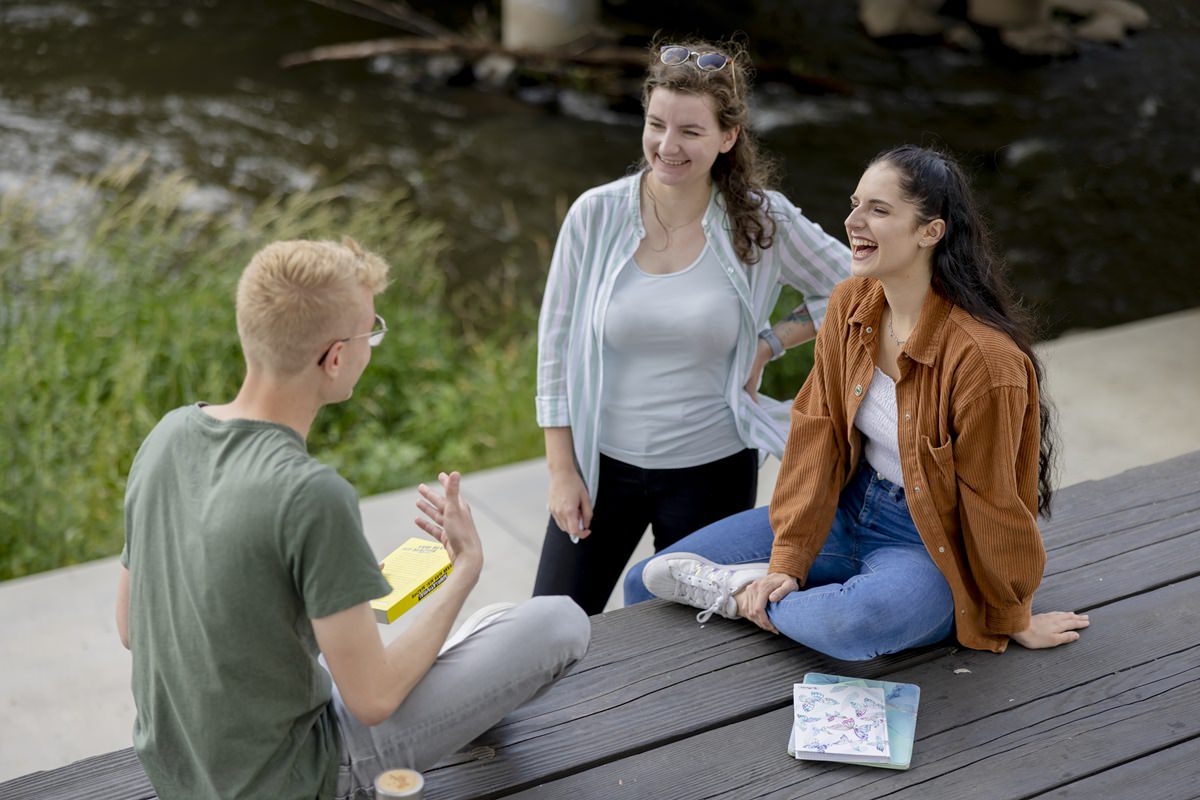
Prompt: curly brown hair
<box><xmin>641</xmin><ymin>38</ymin><xmax>779</xmax><ymax>265</ymax></box>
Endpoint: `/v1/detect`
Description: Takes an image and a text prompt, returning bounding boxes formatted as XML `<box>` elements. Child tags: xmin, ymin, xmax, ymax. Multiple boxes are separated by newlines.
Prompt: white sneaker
<box><xmin>642</xmin><ymin>553</ymin><xmax>769</xmax><ymax>623</ymax></box>
<box><xmin>439</xmin><ymin>601</ymin><xmax>518</xmax><ymax>655</ymax></box>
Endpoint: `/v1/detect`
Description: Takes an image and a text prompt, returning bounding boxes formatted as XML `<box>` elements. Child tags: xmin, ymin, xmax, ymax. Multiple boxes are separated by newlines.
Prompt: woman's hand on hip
<box><xmin>548</xmin><ymin>469</ymin><xmax>593</xmax><ymax>540</ymax></box>
<box><xmin>1010</xmin><ymin>611</ymin><xmax>1090</xmax><ymax>649</ymax></box>
<box><xmin>736</xmin><ymin>572</ymin><xmax>799</xmax><ymax>634</ymax></box>
<box><xmin>742</xmin><ymin>338</ymin><xmax>774</xmax><ymax>403</ymax></box>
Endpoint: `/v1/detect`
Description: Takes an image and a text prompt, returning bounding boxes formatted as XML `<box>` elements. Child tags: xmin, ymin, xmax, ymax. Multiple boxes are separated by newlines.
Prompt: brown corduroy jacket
<box><xmin>768</xmin><ymin>277</ymin><xmax>1046</xmax><ymax>653</ymax></box>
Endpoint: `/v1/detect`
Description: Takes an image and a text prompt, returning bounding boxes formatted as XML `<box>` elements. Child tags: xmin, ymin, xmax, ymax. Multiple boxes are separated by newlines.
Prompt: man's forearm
<box><xmin>314</xmin><ymin>562</ymin><xmax>481</xmax><ymax>727</ymax></box>
<box><xmin>377</xmin><ymin>561</ymin><xmax>481</xmax><ymax>710</ymax></box>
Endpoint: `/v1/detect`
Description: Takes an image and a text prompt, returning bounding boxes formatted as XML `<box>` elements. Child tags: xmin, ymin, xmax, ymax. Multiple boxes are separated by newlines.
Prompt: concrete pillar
<box><xmin>502</xmin><ymin>0</ymin><xmax>599</xmax><ymax>50</ymax></box>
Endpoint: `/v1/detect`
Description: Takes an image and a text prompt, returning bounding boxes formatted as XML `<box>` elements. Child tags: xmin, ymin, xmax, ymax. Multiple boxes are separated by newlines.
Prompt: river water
<box><xmin>2</xmin><ymin>0</ymin><xmax>1197</xmax><ymax>337</ymax></box>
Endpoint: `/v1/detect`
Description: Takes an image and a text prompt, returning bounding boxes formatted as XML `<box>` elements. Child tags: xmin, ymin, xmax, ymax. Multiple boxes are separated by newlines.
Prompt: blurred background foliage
<box><xmin>1</xmin><ymin>161</ymin><xmax>538</xmax><ymax>578</ymax></box>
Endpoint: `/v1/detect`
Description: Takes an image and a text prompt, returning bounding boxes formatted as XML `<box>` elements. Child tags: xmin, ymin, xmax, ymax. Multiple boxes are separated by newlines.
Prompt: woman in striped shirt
<box><xmin>627</xmin><ymin>146</ymin><xmax>1089</xmax><ymax>656</ymax></box>
<box><xmin>532</xmin><ymin>40</ymin><xmax>850</xmax><ymax>615</ymax></box>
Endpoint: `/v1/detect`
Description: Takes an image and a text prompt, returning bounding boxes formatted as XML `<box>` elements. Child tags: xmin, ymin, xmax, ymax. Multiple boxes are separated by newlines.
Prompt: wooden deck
<box><xmin>5</xmin><ymin>451</ymin><xmax>1198</xmax><ymax>800</ymax></box>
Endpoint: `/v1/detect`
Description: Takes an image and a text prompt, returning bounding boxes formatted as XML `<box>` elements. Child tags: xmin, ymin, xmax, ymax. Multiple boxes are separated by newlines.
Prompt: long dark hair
<box><xmin>874</xmin><ymin>145</ymin><xmax>1057</xmax><ymax>515</ymax></box>
<box><xmin>641</xmin><ymin>38</ymin><xmax>778</xmax><ymax>265</ymax></box>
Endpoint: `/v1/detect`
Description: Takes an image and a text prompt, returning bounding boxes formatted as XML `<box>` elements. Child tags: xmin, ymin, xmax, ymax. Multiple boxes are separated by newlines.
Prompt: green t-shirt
<box><xmin>121</xmin><ymin>405</ymin><xmax>391</xmax><ymax>799</ymax></box>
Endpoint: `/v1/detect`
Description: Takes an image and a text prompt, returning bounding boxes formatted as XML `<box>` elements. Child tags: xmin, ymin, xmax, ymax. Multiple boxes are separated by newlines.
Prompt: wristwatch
<box><xmin>758</xmin><ymin>328</ymin><xmax>785</xmax><ymax>361</ymax></box>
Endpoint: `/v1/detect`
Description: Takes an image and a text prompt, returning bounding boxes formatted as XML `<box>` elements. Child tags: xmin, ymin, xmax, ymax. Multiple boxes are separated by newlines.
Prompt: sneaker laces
<box><xmin>672</xmin><ymin>563</ymin><xmax>736</xmax><ymax>623</ymax></box>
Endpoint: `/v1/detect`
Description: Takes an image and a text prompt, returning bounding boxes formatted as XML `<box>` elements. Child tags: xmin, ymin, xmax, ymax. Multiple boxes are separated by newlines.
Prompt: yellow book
<box><xmin>370</xmin><ymin>537</ymin><xmax>453</xmax><ymax>624</ymax></box>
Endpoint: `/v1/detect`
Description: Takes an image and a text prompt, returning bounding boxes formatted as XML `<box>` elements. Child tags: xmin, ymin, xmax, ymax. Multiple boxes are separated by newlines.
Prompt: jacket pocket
<box><xmin>923</xmin><ymin>434</ymin><xmax>955</xmax><ymax>481</ymax></box>
<box><xmin>920</xmin><ymin>434</ymin><xmax>958</xmax><ymax>525</ymax></box>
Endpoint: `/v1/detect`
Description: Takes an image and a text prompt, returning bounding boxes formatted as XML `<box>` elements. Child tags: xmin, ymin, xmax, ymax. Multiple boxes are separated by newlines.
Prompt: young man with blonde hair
<box><xmin>117</xmin><ymin>238</ymin><xmax>589</xmax><ymax>799</ymax></box>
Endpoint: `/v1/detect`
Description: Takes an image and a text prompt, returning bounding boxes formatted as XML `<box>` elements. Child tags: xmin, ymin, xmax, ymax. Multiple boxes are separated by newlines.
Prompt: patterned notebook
<box><xmin>789</xmin><ymin>681</ymin><xmax>890</xmax><ymax>763</ymax></box>
<box><xmin>788</xmin><ymin>673</ymin><xmax>921</xmax><ymax>770</ymax></box>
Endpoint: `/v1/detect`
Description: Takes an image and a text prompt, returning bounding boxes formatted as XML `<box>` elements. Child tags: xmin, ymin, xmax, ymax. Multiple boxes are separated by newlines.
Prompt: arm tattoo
<box><xmin>785</xmin><ymin>305</ymin><xmax>812</xmax><ymax>325</ymax></box>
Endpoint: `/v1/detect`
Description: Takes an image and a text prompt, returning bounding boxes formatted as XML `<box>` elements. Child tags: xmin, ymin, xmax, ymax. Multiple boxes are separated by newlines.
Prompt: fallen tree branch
<box><xmin>280</xmin><ymin>36</ymin><xmax>649</xmax><ymax>70</ymax></box>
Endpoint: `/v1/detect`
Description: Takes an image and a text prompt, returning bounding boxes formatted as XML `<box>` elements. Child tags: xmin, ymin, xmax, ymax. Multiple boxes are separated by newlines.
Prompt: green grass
<box><xmin>0</xmin><ymin>162</ymin><xmax>816</xmax><ymax>581</ymax></box>
<box><xmin>0</xmin><ymin>161</ymin><xmax>542</xmax><ymax>580</ymax></box>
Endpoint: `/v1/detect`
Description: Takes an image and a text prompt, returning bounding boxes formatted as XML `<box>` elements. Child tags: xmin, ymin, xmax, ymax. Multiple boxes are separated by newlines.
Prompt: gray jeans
<box><xmin>331</xmin><ymin>596</ymin><xmax>590</xmax><ymax>799</ymax></box>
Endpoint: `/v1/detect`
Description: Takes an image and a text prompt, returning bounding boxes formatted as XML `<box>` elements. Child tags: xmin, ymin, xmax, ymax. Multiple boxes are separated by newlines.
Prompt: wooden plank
<box><xmin>826</xmin><ymin>659</ymin><xmax>1200</xmax><ymax>798</ymax></box>
<box><xmin>1033</xmin><ymin>455</ymin><xmax>1200</xmax><ymax>612</ymax></box>
<box><xmin>1039</xmin><ymin>453</ymin><xmax>1200</xmax><ymax>566</ymax></box>
<box><xmin>1028</xmin><ymin>736</ymin><xmax>1200</xmax><ymax>800</ymax></box>
<box><xmin>429</xmin><ymin>457</ymin><xmax>1200</xmax><ymax>798</ymax></box>
<box><xmin>0</xmin><ymin>747</ymin><xmax>154</xmax><ymax>800</ymax></box>
<box><xmin>1034</xmin><ymin>515</ymin><xmax>1200</xmax><ymax>611</ymax></box>
<box><xmin>1</xmin><ymin>603</ymin><xmax>950</xmax><ymax>800</ymax></box>
<box><xmin>1043</xmin><ymin>493</ymin><xmax>1200</xmax><ymax>570</ymax></box>
<box><xmin>1043</xmin><ymin>451</ymin><xmax>1200</xmax><ymax>526</ymax></box>
<box><xmin>12</xmin><ymin>453</ymin><xmax>1197</xmax><ymax>798</ymax></box>
<box><xmin>503</xmin><ymin>576</ymin><xmax>1200</xmax><ymax>799</ymax></box>
<box><xmin>425</xmin><ymin>601</ymin><xmax>955</xmax><ymax>799</ymax></box>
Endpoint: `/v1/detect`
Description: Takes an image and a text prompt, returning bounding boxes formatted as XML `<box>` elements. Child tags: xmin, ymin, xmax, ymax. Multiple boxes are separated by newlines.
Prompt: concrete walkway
<box><xmin>2</xmin><ymin>308</ymin><xmax>1197</xmax><ymax>783</ymax></box>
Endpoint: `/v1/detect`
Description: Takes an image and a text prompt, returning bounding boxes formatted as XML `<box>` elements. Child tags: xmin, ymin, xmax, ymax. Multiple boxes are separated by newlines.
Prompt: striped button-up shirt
<box><xmin>536</xmin><ymin>173</ymin><xmax>850</xmax><ymax>501</ymax></box>
<box><xmin>769</xmin><ymin>278</ymin><xmax>1047</xmax><ymax>652</ymax></box>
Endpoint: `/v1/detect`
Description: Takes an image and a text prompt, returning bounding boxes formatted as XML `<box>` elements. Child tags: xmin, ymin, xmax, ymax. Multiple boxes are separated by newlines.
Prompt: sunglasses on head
<box><xmin>659</xmin><ymin>45</ymin><xmax>731</xmax><ymax>72</ymax></box>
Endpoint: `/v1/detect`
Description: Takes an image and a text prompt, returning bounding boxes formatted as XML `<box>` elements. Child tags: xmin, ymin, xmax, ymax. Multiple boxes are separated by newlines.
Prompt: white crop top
<box><xmin>853</xmin><ymin>367</ymin><xmax>904</xmax><ymax>486</ymax></box>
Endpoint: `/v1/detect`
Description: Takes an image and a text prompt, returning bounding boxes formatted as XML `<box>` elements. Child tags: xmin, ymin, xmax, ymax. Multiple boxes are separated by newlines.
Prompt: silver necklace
<box><xmin>888</xmin><ymin>315</ymin><xmax>907</xmax><ymax>346</ymax></box>
<box><xmin>660</xmin><ymin>215</ymin><xmax>700</xmax><ymax>232</ymax></box>
<box><xmin>644</xmin><ymin>182</ymin><xmax>705</xmax><ymax>233</ymax></box>
<box><xmin>654</xmin><ymin>203</ymin><xmax>704</xmax><ymax>233</ymax></box>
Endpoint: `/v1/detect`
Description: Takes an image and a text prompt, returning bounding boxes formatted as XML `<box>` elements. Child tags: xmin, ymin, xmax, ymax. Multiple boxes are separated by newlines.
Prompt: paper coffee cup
<box><xmin>374</xmin><ymin>767</ymin><xmax>424</xmax><ymax>799</ymax></box>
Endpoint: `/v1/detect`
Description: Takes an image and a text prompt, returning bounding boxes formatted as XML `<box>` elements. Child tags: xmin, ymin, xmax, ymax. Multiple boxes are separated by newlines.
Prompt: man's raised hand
<box><xmin>415</xmin><ymin>471</ymin><xmax>483</xmax><ymax>575</ymax></box>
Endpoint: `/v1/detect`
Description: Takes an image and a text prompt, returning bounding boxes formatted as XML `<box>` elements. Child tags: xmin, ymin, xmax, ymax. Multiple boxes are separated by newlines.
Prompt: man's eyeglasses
<box><xmin>317</xmin><ymin>314</ymin><xmax>388</xmax><ymax>366</ymax></box>
<box><xmin>659</xmin><ymin>45</ymin><xmax>731</xmax><ymax>73</ymax></box>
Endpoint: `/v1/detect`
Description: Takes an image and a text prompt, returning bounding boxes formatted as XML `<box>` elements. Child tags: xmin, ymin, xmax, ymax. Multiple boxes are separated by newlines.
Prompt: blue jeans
<box><xmin>624</xmin><ymin>463</ymin><xmax>955</xmax><ymax>661</ymax></box>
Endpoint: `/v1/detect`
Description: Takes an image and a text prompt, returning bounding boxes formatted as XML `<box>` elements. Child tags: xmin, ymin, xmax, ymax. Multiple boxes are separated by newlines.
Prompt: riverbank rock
<box><xmin>1060</xmin><ymin>0</ymin><xmax>1150</xmax><ymax>29</ymax></box>
<box><xmin>1001</xmin><ymin>20</ymin><xmax>1078</xmax><ymax>55</ymax></box>
<box><xmin>858</xmin><ymin>0</ymin><xmax>944</xmax><ymax>38</ymax></box>
<box><xmin>857</xmin><ymin>0</ymin><xmax>1150</xmax><ymax>54</ymax></box>
<box><xmin>1100</xmin><ymin>0</ymin><xmax>1149</xmax><ymax>29</ymax></box>
<box><xmin>1067</xmin><ymin>0</ymin><xmax>1149</xmax><ymax>45</ymax></box>
<box><xmin>1050</xmin><ymin>0</ymin><xmax>1149</xmax><ymax>43</ymax></box>
<box><xmin>945</xmin><ymin>23</ymin><xmax>984</xmax><ymax>51</ymax></box>
<box><xmin>1074</xmin><ymin>12</ymin><xmax>1127</xmax><ymax>43</ymax></box>
<box><xmin>501</xmin><ymin>0</ymin><xmax>599</xmax><ymax>50</ymax></box>
<box><xmin>474</xmin><ymin>53</ymin><xmax>517</xmax><ymax>88</ymax></box>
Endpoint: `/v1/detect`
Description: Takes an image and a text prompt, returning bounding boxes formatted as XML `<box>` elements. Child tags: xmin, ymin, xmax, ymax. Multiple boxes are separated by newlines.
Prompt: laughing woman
<box><xmin>626</xmin><ymin>145</ymin><xmax>1089</xmax><ymax>658</ymax></box>
<box><xmin>533</xmin><ymin>40</ymin><xmax>850</xmax><ymax>615</ymax></box>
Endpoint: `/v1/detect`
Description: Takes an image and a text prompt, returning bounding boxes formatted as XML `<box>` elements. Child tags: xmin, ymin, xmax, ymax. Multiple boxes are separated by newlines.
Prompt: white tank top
<box><xmin>598</xmin><ymin>244</ymin><xmax>744</xmax><ymax>469</ymax></box>
<box><xmin>854</xmin><ymin>367</ymin><xmax>905</xmax><ymax>486</ymax></box>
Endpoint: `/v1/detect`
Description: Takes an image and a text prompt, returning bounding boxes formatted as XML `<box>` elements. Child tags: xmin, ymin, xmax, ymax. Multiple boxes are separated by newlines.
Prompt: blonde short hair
<box><xmin>236</xmin><ymin>238</ymin><xmax>390</xmax><ymax>375</ymax></box>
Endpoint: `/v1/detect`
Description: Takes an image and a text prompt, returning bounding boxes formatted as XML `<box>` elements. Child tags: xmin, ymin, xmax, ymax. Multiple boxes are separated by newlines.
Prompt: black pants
<box><xmin>532</xmin><ymin>448</ymin><xmax>758</xmax><ymax>616</ymax></box>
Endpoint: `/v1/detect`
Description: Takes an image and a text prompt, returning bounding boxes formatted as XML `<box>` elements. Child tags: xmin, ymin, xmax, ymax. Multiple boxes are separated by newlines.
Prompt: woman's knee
<box><xmin>802</xmin><ymin>614</ymin><xmax>897</xmax><ymax>661</ymax></box>
<box><xmin>775</xmin><ymin>593</ymin><xmax>926</xmax><ymax>661</ymax></box>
